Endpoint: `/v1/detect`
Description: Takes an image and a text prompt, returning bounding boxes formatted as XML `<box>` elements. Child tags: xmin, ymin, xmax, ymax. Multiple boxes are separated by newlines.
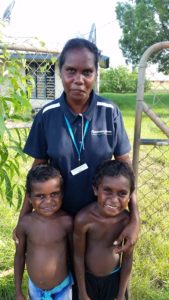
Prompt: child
<box><xmin>74</xmin><ymin>160</ymin><xmax>135</xmax><ymax>300</ymax></box>
<box><xmin>14</xmin><ymin>164</ymin><xmax>73</xmax><ymax>300</ymax></box>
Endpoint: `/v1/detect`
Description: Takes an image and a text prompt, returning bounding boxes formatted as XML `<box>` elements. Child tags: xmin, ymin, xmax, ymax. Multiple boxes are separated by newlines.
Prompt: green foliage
<box><xmin>116</xmin><ymin>0</ymin><xmax>169</xmax><ymax>73</ymax></box>
<box><xmin>0</xmin><ymin>26</ymin><xmax>32</xmax><ymax>207</ymax></box>
<box><xmin>100</xmin><ymin>66</ymin><xmax>151</xmax><ymax>93</ymax></box>
<box><xmin>0</xmin><ymin>25</ymin><xmax>58</xmax><ymax>208</ymax></box>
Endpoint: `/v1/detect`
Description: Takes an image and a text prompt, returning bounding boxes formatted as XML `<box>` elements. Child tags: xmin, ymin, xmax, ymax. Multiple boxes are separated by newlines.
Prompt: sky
<box><xmin>0</xmin><ymin>0</ymin><xmax>126</xmax><ymax>67</ymax></box>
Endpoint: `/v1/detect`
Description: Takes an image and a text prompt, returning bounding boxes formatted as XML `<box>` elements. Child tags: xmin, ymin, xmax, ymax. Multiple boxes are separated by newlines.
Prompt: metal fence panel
<box><xmin>132</xmin><ymin>42</ymin><xmax>169</xmax><ymax>299</ymax></box>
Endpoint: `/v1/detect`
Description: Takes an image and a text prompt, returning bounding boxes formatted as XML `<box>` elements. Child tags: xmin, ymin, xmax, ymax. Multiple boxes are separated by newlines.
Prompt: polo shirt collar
<box><xmin>60</xmin><ymin>90</ymin><xmax>97</xmax><ymax>124</ymax></box>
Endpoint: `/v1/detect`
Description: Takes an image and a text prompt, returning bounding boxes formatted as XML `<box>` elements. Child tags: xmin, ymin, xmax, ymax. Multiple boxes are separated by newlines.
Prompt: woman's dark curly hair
<box><xmin>58</xmin><ymin>37</ymin><xmax>100</xmax><ymax>71</ymax></box>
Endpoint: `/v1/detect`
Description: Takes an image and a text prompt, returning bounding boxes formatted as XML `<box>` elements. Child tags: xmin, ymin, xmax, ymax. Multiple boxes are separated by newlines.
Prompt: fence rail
<box><xmin>131</xmin><ymin>42</ymin><xmax>169</xmax><ymax>299</ymax></box>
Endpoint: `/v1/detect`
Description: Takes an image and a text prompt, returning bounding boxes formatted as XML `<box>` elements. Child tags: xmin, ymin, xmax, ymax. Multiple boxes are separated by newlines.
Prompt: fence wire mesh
<box><xmin>0</xmin><ymin>39</ymin><xmax>169</xmax><ymax>299</ymax></box>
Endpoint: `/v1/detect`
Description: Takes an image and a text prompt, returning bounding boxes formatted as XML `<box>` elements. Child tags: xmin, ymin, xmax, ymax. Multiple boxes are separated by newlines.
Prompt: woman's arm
<box><xmin>114</xmin><ymin>153</ymin><xmax>140</xmax><ymax>252</ymax></box>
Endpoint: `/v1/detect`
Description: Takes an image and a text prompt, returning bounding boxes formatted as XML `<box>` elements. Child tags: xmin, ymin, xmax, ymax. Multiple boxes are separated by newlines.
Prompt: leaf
<box><xmin>0</xmin><ymin>102</ymin><xmax>6</xmax><ymax>138</ymax></box>
<box><xmin>14</xmin><ymin>128</ymin><xmax>22</xmax><ymax>146</ymax></box>
<box><xmin>10</xmin><ymin>160</ymin><xmax>20</xmax><ymax>177</ymax></box>
<box><xmin>16</xmin><ymin>186</ymin><xmax>23</xmax><ymax>210</ymax></box>
<box><xmin>2</xmin><ymin>169</ymin><xmax>13</xmax><ymax>205</ymax></box>
<box><xmin>8</xmin><ymin>146</ymin><xmax>26</xmax><ymax>160</ymax></box>
<box><xmin>5</xmin><ymin>158</ymin><xmax>20</xmax><ymax>178</ymax></box>
<box><xmin>0</xmin><ymin>170</ymin><xmax>4</xmax><ymax>187</ymax></box>
<box><xmin>0</xmin><ymin>144</ymin><xmax>8</xmax><ymax>166</ymax></box>
<box><xmin>51</xmin><ymin>57</ymin><xmax>57</xmax><ymax>64</ymax></box>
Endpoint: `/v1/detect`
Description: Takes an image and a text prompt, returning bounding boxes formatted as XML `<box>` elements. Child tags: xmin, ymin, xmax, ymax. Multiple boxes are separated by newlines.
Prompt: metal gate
<box><xmin>131</xmin><ymin>42</ymin><xmax>169</xmax><ymax>299</ymax></box>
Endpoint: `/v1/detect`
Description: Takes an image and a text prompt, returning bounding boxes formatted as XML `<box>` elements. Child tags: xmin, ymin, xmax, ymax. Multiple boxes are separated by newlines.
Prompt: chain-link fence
<box><xmin>0</xmin><ymin>39</ymin><xmax>169</xmax><ymax>299</ymax></box>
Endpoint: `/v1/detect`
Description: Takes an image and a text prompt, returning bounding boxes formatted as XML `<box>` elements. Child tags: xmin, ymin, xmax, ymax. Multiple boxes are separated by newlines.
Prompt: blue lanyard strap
<box><xmin>64</xmin><ymin>115</ymin><xmax>89</xmax><ymax>162</ymax></box>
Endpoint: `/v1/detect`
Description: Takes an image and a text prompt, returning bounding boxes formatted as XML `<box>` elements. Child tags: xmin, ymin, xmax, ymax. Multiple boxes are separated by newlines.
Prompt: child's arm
<box><xmin>116</xmin><ymin>247</ymin><xmax>134</xmax><ymax>300</ymax></box>
<box><xmin>14</xmin><ymin>221</ymin><xmax>27</xmax><ymax>300</ymax></box>
<box><xmin>73</xmin><ymin>214</ymin><xmax>91</xmax><ymax>300</ymax></box>
<box><xmin>66</xmin><ymin>216</ymin><xmax>73</xmax><ymax>271</ymax></box>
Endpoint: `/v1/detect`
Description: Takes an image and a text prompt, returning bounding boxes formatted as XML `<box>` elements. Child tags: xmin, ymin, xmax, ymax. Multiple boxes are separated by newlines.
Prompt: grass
<box><xmin>0</xmin><ymin>93</ymin><xmax>169</xmax><ymax>299</ymax></box>
<box><xmin>101</xmin><ymin>92</ymin><xmax>169</xmax><ymax>142</ymax></box>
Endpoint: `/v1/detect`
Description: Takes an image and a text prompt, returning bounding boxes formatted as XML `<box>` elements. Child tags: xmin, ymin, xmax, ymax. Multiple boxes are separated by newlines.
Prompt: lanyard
<box><xmin>64</xmin><ymin>115</ymin><xmax>89</xmax><ymax>163</ymax></box>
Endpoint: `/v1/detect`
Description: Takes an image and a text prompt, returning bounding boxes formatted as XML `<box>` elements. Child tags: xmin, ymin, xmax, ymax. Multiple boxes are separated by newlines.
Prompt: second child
<box><xmin>74</xmin><ymin>160</ymin><xmax>135</xmax><ymax>300</ymax></box>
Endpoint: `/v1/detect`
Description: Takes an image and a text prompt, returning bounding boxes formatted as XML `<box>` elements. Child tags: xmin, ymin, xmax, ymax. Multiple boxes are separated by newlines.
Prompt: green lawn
<box><xmin>0</xmin><ymin>93</ymin><xmax>169</xmax><ymax>299</ymax></box>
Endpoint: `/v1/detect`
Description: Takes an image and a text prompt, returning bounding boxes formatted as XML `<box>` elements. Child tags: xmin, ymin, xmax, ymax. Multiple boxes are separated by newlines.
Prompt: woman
<box><xmin>16</xmin><ymin>37</ymin><xmax>139</xmax><ymax>298</ymax></box>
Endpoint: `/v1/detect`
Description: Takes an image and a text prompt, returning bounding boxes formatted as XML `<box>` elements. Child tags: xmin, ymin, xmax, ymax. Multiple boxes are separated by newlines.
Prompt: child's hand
<box><xmin>79</xmin><ymin>293</ymin><xmax>92</xmax><ymax>300</ymax></box>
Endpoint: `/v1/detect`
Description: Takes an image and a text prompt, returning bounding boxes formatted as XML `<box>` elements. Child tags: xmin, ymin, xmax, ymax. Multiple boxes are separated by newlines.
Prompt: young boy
<box><xmin>74</xmin><ymin>160</ymin><xmax>135</xmax><ymax>300</ymax></box>
<box><xmin>14</xmin><ymin>164</ymin><xmax>73</xmax><ymax>300</ymax></box>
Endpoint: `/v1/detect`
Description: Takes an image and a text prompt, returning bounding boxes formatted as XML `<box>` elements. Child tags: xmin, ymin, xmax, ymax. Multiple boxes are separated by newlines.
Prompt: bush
<box><xmin>0</xmin><ymin>24</ymin><xmax>32</xmax><ymax>208</ymax></box>
<box><xmin>100</xmin><ymin>66</ymin><xmax>151</xmax><ymax>93</ymax></box>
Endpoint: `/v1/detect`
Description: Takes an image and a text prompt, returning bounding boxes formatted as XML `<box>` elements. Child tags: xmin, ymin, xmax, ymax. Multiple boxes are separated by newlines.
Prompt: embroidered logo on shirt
<box><xmin>91</xmin><ymin>130</ymin><xmax>112</xmax><ymax>136</ymax></box>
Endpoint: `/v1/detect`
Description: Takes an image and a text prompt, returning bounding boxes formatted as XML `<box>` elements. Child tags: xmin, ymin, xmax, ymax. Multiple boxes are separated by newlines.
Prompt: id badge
<box><xmin>71</xmin><ymin>163</ymin><xmax>88</xmax><ymax>176</ymax></box>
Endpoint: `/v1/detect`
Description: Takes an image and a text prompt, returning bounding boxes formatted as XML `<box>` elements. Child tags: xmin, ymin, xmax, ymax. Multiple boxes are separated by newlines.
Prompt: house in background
<box><xmin>24</xmin><ymin>52</ymin><xmax>63</xmax><ymax>110</ymax></box>
<box><xmin>1</xmin><ymin>21</ymin><xmax>110</xmax><ymax>112</ymax></box>
<box><xmin>25</xmin><ymin>52</ymin><xmax>109</xmax><ymax>111</ymax></box>
<box><xmin>146</xmin><ymin>64</ymin><xmax>169</xmax><ymax>92</ymax></box>
<box><xmin>1</xmin><ymin>31</ymin><xmax>110</xmax><ymax>114</ymax></box>
<box><xmin>0</xmin><ymin>49</ymin><xmax>63</xmax><ymax>112</ymax></box>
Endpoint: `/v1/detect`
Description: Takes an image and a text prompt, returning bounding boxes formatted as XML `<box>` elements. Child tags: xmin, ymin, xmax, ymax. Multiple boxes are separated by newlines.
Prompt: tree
<box><xmin>0</xmin><ymin>23</ymin><xmax>57</xmax><ymax>208</ymax></box>
<box><xmin>116</xmin><ymin>0</ymin><xmax>169</xmax><ymax>73</ymax></box>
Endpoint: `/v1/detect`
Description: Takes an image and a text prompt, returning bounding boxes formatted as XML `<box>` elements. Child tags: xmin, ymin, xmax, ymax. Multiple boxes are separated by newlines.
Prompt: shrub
<box><xmin>0</xmin><ymin>24</ymin><xmax>32</xmax><ymax>207</ymax></box>
<box><xmin>100</xmin><ymin>66</ymin><xmax>151</xmax><ymax>93</ymax></box>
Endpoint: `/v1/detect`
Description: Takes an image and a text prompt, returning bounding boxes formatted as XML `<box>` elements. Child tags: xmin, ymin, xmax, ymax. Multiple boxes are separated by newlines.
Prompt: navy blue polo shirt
<box><xmin>24</xmin><ymin>91</ymin><xmax>131</xmax><ymax>216</ymax></box>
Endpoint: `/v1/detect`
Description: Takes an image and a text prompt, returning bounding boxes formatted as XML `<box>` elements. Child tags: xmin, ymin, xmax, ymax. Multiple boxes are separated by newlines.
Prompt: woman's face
<box><xmin>60</xmin><ymin>47</ymin><xmax>97</xmax><ymax>105</ymax></box>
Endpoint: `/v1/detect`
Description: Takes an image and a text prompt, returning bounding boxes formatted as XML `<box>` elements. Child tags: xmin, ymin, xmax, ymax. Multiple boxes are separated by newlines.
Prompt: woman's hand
<box><xmin>113</xmin><ymin>218</ymin><xmax>140</xmax><ymax>253</ymax></box>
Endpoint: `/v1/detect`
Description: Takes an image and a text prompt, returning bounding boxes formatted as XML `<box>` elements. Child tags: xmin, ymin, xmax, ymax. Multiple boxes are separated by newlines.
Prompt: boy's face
<box><xmin>93</xmin><ymin>175</ymin><xmax>130</xmax><ymax>217</ymax></box>
<box><xmin>29</xmin><ymin>177</ymin><xmax>62</xmax><ymax>217</ymax></box>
